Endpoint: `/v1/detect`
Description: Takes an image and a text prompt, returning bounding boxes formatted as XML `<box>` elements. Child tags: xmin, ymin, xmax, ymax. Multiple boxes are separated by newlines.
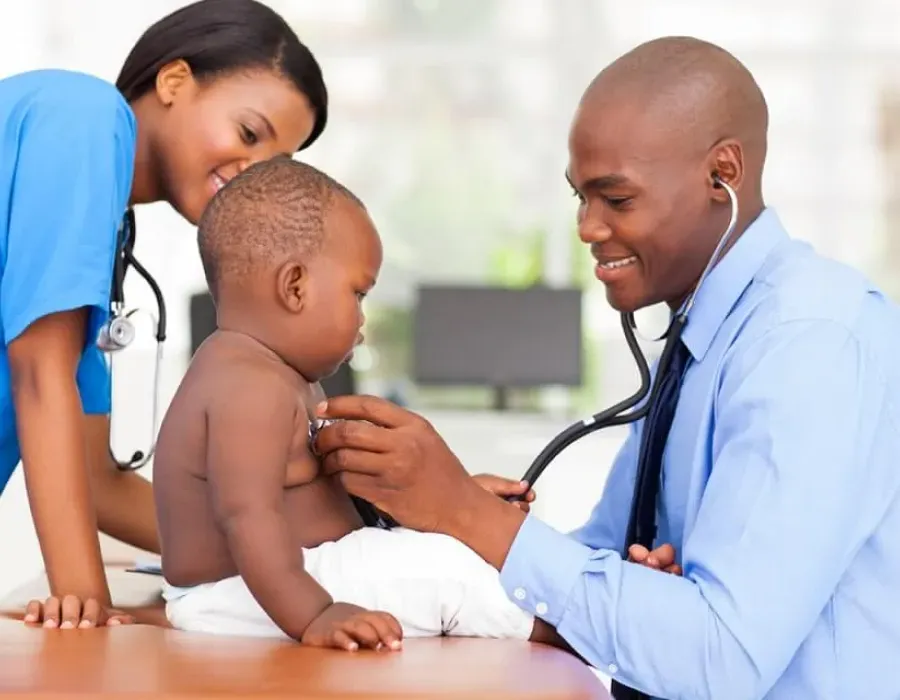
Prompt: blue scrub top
<box><xmin>0</xmin><ymin>69</ymin><xmax>137</xmax><ymax>494</ymax></box>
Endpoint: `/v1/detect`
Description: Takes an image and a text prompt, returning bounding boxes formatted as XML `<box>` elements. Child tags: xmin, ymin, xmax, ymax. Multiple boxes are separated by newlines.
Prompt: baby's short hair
<box><xmin>198</xmin><ymin>155</ymin><xmax>363</xmax><ymax>300</ymax></box>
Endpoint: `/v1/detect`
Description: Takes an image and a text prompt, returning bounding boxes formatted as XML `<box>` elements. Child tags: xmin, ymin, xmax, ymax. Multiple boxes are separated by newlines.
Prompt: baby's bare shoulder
<box><xmin>193</xmin><ymin>332</ymin><xmax>305</xmax><ymax>402</ymax></box>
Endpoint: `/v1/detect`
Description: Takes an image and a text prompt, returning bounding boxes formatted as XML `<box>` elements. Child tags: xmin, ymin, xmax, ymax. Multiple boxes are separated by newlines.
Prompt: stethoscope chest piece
<box><xmin>97</xmin><ymin>307</ymin><xmax>137</xmax><ymax>353</ymax></box>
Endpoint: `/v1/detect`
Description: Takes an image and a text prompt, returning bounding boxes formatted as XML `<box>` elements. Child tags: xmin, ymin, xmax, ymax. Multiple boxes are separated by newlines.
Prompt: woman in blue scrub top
<box><xmin>0</xmin><ymin>0</ymin><xmax>327</xmax><ymax>629</ymax></box>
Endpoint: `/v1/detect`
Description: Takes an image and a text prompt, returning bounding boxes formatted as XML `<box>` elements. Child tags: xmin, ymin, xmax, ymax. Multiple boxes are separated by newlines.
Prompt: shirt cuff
<box><xmin>499</xmin><ymin>514</ymin><xmax>595</xmax><ymax>627</ymax></box>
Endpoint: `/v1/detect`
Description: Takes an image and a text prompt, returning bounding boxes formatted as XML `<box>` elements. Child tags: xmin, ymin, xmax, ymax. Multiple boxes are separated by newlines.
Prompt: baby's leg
<box><xmin>163</xmin><ymin>578</ymin><xmax>292</xmax><ymax>640</ymax></box>
<box><xmin>408</xmin><ymin>530</ymin><xmax>535</xmax><ymax>641</ymax></box>
<box><xmin>311</xmin><ymin>527</ymin><xmax>535</xmax><ymax>641</ymax></box>
<box><xmin>303</xmin><ymin>527</ymin><xmax>451</xmax><ymax>638</ymax></box>
<box><xmin>164</xmin><ymin>527</ymin><xmax>536</xmax><ymax>642</ymax></box>
<box><xmin>164</xmin><ymin>528</ymin><xmax>469</xmax><ymax>640</ymax></box>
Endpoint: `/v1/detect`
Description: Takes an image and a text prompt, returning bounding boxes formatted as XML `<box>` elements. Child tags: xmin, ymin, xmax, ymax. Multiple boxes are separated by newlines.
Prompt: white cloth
<box><xmin>163</xmin><ymin>526</ymin><xmax>534</xmax><ymax>641</ymax></box>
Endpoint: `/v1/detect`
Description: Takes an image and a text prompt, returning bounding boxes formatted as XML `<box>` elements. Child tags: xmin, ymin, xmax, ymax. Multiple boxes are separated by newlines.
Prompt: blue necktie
<box><xmin>612</xmin><ymin>338</ymin><xmax>690</xmax><ymax>700</ymax></box>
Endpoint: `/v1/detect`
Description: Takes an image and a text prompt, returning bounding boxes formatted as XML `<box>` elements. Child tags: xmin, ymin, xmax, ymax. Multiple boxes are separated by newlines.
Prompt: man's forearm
<box><xmin>14</xmin><ymin>376</ymin><xmax>110</xmax><ymax>604</ymax></box>
<box><xmin>442</xmin><ymin>479</ymin><xmax>528</xmax><ymax>571</ymax></box>
<box><xmin>491</xmin><ymin>513</ymin><xmax>780</xmax><ymax>700</ymax></box>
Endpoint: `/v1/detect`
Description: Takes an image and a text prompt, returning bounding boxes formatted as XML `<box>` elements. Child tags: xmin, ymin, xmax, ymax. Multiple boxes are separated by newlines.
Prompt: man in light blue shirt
<box><xmin>313</xmin><ymin>36</ymin><xmax>900</xmax><ymax>700</ymax></box>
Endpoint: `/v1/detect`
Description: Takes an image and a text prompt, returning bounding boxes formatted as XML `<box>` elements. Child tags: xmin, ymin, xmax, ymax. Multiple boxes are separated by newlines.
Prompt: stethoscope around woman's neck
<box><xmin>517</xmin><ymin>175</ymin><xmax>740</xmax><ymax>489</ymax></box>
<box><xmin>96</xmin><ymin>208</ymin><xmax>168</xmax><ymax>470</ymax></box>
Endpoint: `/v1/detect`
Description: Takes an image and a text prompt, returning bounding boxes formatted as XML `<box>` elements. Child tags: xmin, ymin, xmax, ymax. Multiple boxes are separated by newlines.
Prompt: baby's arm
<box><xmin>205</xmin><ymin>368</ymin><xmax>333</xmax><ymax>640</ymax></box>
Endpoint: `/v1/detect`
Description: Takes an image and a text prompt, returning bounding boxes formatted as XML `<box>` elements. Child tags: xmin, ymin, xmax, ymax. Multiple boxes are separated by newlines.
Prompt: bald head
<box><xmin>568</xmin><ymin>37</ymin><xmax>770</xmax><ymax>313</ymax></box>
<box><xmin>581</xmin><ymin>36</ymin><xmax>768</xmax><ymax>185</ymax></box>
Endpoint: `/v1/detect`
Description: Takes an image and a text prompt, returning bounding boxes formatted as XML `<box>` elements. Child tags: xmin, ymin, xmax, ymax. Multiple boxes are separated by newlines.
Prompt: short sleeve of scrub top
<box><xmin>0</xmin><ymin>70</ymin><xmax>137</xmax><ymax>416</ymax></box>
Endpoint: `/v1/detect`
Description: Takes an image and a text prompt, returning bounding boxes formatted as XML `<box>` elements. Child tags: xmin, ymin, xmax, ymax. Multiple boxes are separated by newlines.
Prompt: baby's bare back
<box><xmin>153</xmin><ymin>331</ymin><xmax>364</xmax><ymax>588</ymax></box>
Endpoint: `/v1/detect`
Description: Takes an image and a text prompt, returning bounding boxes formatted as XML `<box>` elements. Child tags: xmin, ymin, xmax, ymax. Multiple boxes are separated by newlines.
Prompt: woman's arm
<box><xmin>84</xmin><ymin>414</ymin><xmax>160</xmax><ymax>555</ymax></box>
<box><xmin>8</xmin><ymin>310</ymin><xmax>110</xmax><ymax>606</ymax></box>
<box><xmin>1</xmin><ymin>73</ymin><xmax>139</xmax><ymax>627</ymax></box>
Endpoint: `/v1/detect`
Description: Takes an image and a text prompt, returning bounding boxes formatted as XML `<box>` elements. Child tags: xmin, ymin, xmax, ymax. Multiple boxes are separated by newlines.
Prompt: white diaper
<box><xmin>163</xmin><ymin>526</ymin><xmax>534</xmax><ymax>641</ymax></box>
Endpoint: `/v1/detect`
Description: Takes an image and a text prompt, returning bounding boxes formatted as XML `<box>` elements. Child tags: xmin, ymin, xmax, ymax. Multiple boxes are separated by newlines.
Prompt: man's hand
<box><xmin>313</xmin><ymin>396</ymin><xmax>482</xmax><ymax>534</ymax></box>
<box><xmin>24</xmin><ymin>596</ymin><xmax>135</xmax><ymax>629</ymax></box>
<box><xmin>628</xmin><ymin>543</ymin><xmax>682</xmax><ymax>575</ymax></box>
<box><xmin>301</xmin><ymin>602</ymin><xmax>403</xmax><ymax>652</ymax></box>
<box><xmin>472</xmin><ymin>474</ymin><xmax>535</xmax><ymax>512</ymax></box>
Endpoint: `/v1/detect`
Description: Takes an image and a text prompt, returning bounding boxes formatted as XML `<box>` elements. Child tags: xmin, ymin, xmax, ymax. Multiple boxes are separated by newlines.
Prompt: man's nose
<box><xmin>578</xmin><ymin>209</ymin><xmax>613</xmax><ymax>244</ymax></box>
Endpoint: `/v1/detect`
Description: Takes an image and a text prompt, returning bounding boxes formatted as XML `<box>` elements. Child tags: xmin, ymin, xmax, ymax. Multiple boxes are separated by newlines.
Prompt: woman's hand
<box><xmin>313</xmin><ymin>396</ymin><xmax>486</xmax><ymax>534</ymax></box>
<box><xmin>24</xmin><ymin>595</ymin><xmax>135</xmax><ymax>629</ymax></box>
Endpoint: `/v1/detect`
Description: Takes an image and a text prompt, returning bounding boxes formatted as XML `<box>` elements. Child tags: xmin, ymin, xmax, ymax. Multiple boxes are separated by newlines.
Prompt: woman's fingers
<box><xmin>79</xmin><ymin>598</ymin><xmax>102</xmax><ymax>628</ymax></box>
<box><xmin>24</xmin><ymin>599</ymin><xmax>41</xmax><ymax>624</ymax></box>
<box><xmin>41</xmin><ymin>596</ymin><xmax>61</xmax><ymax>628</ymax></box>
<box><xmin>60</xmin><ymin>594</ymin><xmax>82</xmax><ymax>629</ymax></box>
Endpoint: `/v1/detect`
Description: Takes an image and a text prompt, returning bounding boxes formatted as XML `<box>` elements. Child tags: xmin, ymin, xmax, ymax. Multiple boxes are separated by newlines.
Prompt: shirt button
<box><xmin>513</xmin><ymin>587</ymin><xmax>526</xmax><ymax>600</ymax></box>
<box><xmin>535</xmin><ymin>602</ymin><xmax>548</xmax><ymax>615</ymax></box>
<box><xmin>608</xmin><ymin>663</ymin><xmax>619</xmax><ymax>674</ymax></box>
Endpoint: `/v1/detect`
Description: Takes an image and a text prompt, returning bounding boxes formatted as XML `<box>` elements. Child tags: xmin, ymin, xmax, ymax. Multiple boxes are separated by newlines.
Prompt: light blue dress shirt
<box><xmin>0</xmin><ymin>69</ymin><xmax>136</xmax><ymax>494</ymax></box>
<box><xmin>500</xmin><ymin>208</ymin><xmax>900</xmax><ymax>700</ymax></box>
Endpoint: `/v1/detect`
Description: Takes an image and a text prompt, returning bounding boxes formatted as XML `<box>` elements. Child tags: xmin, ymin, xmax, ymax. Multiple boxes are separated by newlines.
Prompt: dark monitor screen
<box><xmin>189</xmin><ymin>292</ymin><xmax>217</xmax><ymax>357</ymax></box>
<box><xmin>412</xmin><ymin>285</ymin><xmax>583</xmax><ymax>387</ymax></box>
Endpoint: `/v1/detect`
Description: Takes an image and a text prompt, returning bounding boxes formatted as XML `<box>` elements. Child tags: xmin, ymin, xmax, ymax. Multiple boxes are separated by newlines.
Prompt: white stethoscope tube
<box><xmin>97</xmin><ymin>210</ymin><xmax>167</xmax><ymax>471</ymax></box>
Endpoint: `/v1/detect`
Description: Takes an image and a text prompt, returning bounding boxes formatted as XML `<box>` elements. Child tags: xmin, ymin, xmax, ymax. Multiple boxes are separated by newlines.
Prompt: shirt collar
<box><xmin>680</xmin><ymin>207</ymin><xmax>788</xmax><ymax>361</ymax></box>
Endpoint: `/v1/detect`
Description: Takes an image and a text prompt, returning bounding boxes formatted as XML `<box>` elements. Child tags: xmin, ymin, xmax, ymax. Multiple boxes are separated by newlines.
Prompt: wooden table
<box><xmin>0</xmin><ymin>565</ymin><xmax>608</xmax><ymax>699</ymax></box>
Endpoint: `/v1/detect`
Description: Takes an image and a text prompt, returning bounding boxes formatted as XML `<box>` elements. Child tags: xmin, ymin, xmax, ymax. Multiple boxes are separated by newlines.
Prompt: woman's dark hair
<box><xmin>115</xmin><ymin>0</ymin><xmax>327</xmax><ymax>151</ymax></box>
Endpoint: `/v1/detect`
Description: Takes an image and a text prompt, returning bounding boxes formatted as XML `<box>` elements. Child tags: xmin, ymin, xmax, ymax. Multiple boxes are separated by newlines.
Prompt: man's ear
<box><xmin>154</xmin><ymin>59</ymin><xmax>195</xmax><ymax>107</ymax></box>
<box><xmin>706</xmin><ymin>138</ymin><xmax>744</xmax><ymax>204</ymax></box>
<box><xmin>276</xmin><ymin>261</ymin><xmax>308</xmax><ymax>313</ymax></box>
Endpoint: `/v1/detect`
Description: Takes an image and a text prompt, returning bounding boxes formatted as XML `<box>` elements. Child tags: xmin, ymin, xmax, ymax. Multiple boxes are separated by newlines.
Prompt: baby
<box><xmin>152</xmin><ymin>155</ymin><xmax>560</xmax><ymax>651</ymax></box>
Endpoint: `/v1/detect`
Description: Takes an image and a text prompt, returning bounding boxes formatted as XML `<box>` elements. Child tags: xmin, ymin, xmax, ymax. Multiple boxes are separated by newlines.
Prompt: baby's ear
<box><xmin>276</xmin><ymin>260</ymin><xmax>308</xmax><ymax>313</ymax></box>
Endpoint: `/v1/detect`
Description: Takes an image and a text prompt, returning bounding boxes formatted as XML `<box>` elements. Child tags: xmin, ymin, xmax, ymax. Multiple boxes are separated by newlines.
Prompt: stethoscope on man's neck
<box><xmin>517</xmin><ymin>174</ymin><xmax>741</xmax><ymax>489</ymax></box>
<box><xmin>96</xmin><ymin>208</ymin><xmax>168</xmax><ymax>470</ymax></box>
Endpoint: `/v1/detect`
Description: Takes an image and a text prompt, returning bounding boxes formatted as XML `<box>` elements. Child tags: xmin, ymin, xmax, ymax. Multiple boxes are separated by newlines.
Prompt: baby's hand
<box><xmin>628</xmin><ymin>543</ymin><xmax>682</xmax><ymax>575</ymax></box>
<box><xmin>302</xmin><ymin>602</ymin><xmax>403</xmax><ymax>652</ymax></box>
<box><xmin>472</xmin><ymin>473</ymin><xmax>536</xmax><ymax>512</ymax></box>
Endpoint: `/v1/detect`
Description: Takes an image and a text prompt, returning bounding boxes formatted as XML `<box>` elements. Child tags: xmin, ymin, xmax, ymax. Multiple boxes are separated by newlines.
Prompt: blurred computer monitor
<box><xmin>189</xmin><ymin>291</ymin><xmax>217</xmax><ymax>357</ymax></box>
<box><xmin>320</xmin><ymin>363</ymin><xmax>357</xmax><ymax>397</ymax></box>
<box><xmin>412</xmin><ymin>284</ymin><xmax>583</xmax><ymax>408</ymax></box>
<box><xmin>188</xmin><ymin>290</ymin><xmax>356</xmax><ymax>396</ymax></box>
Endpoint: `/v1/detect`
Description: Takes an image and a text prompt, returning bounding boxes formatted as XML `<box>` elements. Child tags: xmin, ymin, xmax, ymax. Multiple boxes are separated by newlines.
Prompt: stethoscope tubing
<box><xmin>101</xmin><ymin>209</ymin><xmax>168</xmax><ymax>471</ymax></box>
<box><xmin>516</xmin><ymin>179</ymin><xmax>739</xmax><ymax>493</ymax></box>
